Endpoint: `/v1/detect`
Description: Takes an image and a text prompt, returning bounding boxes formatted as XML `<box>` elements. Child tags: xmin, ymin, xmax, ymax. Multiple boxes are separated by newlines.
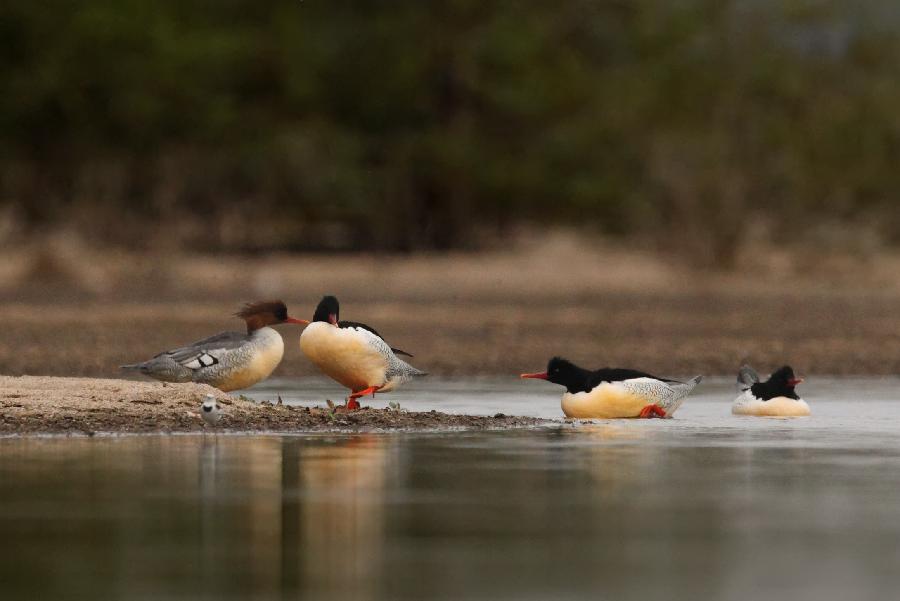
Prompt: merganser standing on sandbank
<box><xmin>121</xmin><ymin>300</ymin><xmax>308</xmax><ymax>392</ymax></box>
<box><xmin>733</xmin><ymin>365</ymin><xmax>810</xmax><ymax>416</ymax></box>
<box><xmin>521</xmin><ymin>357</ymin><xmax>701</xmax><ymax>419</ymax></box>
<box><xmin>300</xmin><ymin>295</ymin><xmax>426</xmax><ymax>410</ymax></box>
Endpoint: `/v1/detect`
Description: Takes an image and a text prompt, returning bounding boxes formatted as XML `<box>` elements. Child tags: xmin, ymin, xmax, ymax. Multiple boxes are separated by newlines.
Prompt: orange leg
<box><xmin>638</xmin><ymin>404</ymin><xmax>666</xmax><ymax>419</ymax></box>
<box><xmin>346</xmin><ymin>386</ymin><xmax>382</xmax><ymax>410</ymax></box>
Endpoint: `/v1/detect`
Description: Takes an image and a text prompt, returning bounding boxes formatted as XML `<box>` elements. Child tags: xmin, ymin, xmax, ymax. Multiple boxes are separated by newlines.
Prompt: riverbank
<box><xmin>0</xmin><ymin>376</ymin><xmax>546</xmax><ymax>435</ymax></box>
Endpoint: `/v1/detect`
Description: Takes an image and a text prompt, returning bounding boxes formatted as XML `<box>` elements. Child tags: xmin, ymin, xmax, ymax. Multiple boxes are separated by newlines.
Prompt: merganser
<box><xmin>521</xmin><ymin>357</ymin><xmax>702</xmax><ymax>419</ymax></box>
<box><xmin>733</xmin><ymin>365</ymin><xmax>810</xmax><ymax>416</ymax></box>
<box><xmin>121</xmin><ymin>300</ymin><xmax>308</xmax><ymax>392</ymax></box>
<box><xmin>299</xmin><ymin>295</ymin><xmax>426</xmax><ymax>410</ymax></box>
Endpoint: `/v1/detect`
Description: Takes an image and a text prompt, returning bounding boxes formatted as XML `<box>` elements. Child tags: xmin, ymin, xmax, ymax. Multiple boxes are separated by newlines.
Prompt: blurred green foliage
<box><xmin>2</xmin><ymin>0</ymin><xmax>900</xmax><ymax>262</ymax></box>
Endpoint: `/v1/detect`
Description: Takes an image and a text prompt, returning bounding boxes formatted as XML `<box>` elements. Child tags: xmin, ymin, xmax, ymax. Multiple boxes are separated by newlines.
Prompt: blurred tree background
<box><xmin>2</xmin><ymin>0</ymin><xmax>900</xmax><ymax>266</ymax></box>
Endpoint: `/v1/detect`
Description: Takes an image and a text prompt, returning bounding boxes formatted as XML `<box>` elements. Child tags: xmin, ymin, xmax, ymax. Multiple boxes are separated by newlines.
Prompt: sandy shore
<box><xmin>0</xmin><ymin>376</ymin><xmax>546</xmax><ymax>435</ymax></box>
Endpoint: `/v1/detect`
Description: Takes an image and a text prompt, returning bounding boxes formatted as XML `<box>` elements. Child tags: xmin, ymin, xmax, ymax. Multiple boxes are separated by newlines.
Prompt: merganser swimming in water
<box><xmin>299</xmin><ymin>295</ymin><xmax>426</xmax><ymax>410</ymax></box>
<box><xmin>121</xmin><ymin>300</ymin><xmax>308</xmax><ymax>392</ymax></box>
<box><xmin>521</xmin><ymin>357</ymin><xmax>702</xmax><ymax>419</ymax></box>
<box><xmin>733</xmin><ymin>365</ymin><xmax>810</xmax><ymax>416</ymax></box>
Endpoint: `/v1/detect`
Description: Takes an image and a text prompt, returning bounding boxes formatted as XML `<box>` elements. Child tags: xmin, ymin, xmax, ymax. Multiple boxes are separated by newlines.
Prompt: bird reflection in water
<box><xmin>282</xmin><ymin>435</ymin><xmax>392</xmax><ymax>600</ymax></box>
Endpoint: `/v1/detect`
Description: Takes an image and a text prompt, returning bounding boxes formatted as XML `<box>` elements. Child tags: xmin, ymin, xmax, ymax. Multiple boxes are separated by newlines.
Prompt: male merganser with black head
<box><xmin>121</xmin><ymin>300</ymin><xmax>308</xmax><ymax>392</ymax></box>
<box><xmin>733</xmin><ymin>365</ymin><xmax>810</xmax><ymax>416</ymax></box>
<box><xmin>300</xmin><ymin>295</ymin><xmax>426</xmax><ymax>410</ymax></box>
<box><xmin>521</xmin><ymin>357</ymin><xmax>702</xmax><ymax>419</ymax></box>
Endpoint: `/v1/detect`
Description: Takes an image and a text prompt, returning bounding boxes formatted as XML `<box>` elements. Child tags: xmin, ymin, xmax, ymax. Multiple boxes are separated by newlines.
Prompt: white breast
<box><xmin>248</xmin><ymin>327</ymin><xmax>285</xmax><ymax>377</ymax></box>
<box><xmin>215</xmin><ymin>327</ymin><xmax>284</xmax><ymax>392</ymax></box>
<box><xmin>561</xmin><ymin>381</ymin><xmax>655</xmax><ymax>419</ymax></box>
<box><xmin>300</xmin><ymin>322</ymin><xmax>389</xmax><ymax>391</ymax></box>
<box><xmin>732</xmin><ymin>391</ymin><xmax>811</xmax><ymax>417</ymax></box>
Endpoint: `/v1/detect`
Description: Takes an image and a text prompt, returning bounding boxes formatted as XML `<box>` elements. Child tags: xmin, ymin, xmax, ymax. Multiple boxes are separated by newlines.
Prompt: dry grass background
<box><xmin>2</xmin><ymin>231</ymin><xmax>900</xmax><ymax>378</ymax></box>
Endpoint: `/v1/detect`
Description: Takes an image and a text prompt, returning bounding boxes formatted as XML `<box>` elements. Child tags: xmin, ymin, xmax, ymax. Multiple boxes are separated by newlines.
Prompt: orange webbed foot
<box><xmin>346</xmin><ymin>385</ymin><xmax>382</xmax><ymax>410</ymax></box>
<box><xmin>638</xmin><ymin>404</ymin><xmax>666</xmax><ymax>419</ymax></box>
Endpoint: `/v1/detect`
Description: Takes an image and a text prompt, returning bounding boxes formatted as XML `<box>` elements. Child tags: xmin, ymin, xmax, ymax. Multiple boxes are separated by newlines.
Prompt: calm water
<box><xmin>3</xmin><ymin>377</ymin><xmax>900</xmax><ymax>600</ymax></box>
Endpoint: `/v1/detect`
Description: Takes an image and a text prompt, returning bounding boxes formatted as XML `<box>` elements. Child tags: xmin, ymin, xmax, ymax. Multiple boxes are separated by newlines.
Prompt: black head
<box><xmin>236</xmin><ymin>300</ymin><xmax>307</xmax><ymax>332</ymax></box>
<box><xmin>521</xmin><ymin>357</ymin><xmax>589</xmax><ymax>392</ymax></box>
<box><xmin>754</xmin><ymin>365</ymin><xmax>804</xmax><ymax>400</ymax></box>
<box><xmin>312</xmin><ymin>295</ymin><xmax>340</xmax><ymax>325</ymax></box>
<box><xmin>545</xmin><ymin>357</ymin><xmax>585</xmax><ymax>386</ymax></box>
<box><xmin>769</xmin><ymin>365</ymin><xmax>802</xmax><ymax>387</ymax></box>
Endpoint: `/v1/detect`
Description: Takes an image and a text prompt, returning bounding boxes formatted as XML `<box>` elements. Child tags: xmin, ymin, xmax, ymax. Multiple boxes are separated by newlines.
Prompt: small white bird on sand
<box><xmin>201</xmin><ymin>394</ymin><xmax>222</xmax><ymax>426</ymax></box>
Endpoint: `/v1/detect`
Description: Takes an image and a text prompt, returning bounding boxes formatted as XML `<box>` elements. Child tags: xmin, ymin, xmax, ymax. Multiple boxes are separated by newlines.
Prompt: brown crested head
<box><xmin>236</xmin><ymin>300</ymin><xmax>308</xmax><ymax>332</ymax></box>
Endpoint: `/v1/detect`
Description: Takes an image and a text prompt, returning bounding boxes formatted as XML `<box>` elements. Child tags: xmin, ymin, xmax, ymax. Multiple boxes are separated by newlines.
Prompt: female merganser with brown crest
<box><xmin>121</xmin><ymin>300</ymin><xmax>308</xmax><ymax>392</ymax></box>
<box><xmin>733</xmin><ymin>365</ymin><xmax>810</xmax><ymax>416</ymax></box>
<box><xmin>521</xmin><ymin>357</ymin><xmax>701</xmax><ymax>419</ymax></box>
<box><xmin>300</xmin><ymin>295</ymin><xmax>426</xmax><ymax>409</ymax></box>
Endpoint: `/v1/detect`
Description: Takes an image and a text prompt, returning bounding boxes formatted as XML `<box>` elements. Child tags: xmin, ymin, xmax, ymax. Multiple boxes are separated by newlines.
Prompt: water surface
<box><xmin>3</xmin><ymin>377</ymin><xmax>900</xmax><ymax>600</ymax></box>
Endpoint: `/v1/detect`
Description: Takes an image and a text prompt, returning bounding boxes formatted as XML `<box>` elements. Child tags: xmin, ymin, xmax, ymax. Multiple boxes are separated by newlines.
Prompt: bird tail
<box><xmin>119</xmin><ymin>362</ymin><xmax>147</xmax><ymax>373</ymax></box>
<box><xmin>398</xmin><ymin>360</ymin><xmax>428</xmax><ymax>378</ymax></box>
<box><xmin>674</xmin><ymin>375</ymin><xmax>703</xmax><ymax>394</ymax></box>
<box><xmin>737</xmin><ymin>365</ymin><xmax>759</xmax><ymax>392</ymax></box>
<box><xmin>663</xmin><ymin>375</ymin><xmax>702</xmax><ymax>416</ymax></box>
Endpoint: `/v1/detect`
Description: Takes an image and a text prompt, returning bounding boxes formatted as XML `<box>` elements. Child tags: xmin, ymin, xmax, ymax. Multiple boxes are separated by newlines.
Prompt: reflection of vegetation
<box><xmin>2</xmin><ymin>1</ymin><xmax>900</xmax><ymax>263</ymax></box>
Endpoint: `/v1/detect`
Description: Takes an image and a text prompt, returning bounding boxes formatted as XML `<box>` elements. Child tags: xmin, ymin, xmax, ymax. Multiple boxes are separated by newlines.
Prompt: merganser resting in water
<box><xmin>300</xmin><ymin>295</ymin><xmax>426</xmax><ymax>410</ymax></box>
<box><xmin>121</xmin><ymin>300</ymin><xmax>308</xmax><ymax>392</ymax></box>
<box><xmin>733</xmin><ymin>365</ymin><xmax>810</xmax><ymax>417</ymax></box>
<box><xmin>521</xmin><ymin>357</ymin><xmax>702</xmax><ymax>419</ymax></box>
